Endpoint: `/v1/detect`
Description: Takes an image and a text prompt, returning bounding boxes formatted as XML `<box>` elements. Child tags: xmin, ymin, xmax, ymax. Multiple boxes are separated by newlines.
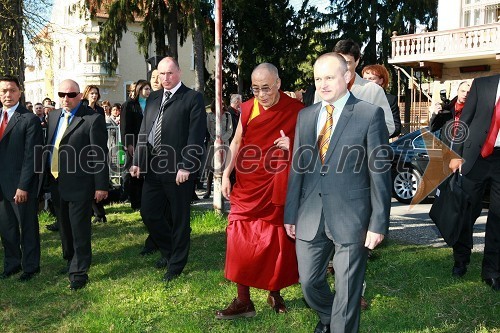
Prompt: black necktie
<box><xmin>153</xmin><ymin>91</ymin><xmax>172</xmax><ymax>153</ymax></box>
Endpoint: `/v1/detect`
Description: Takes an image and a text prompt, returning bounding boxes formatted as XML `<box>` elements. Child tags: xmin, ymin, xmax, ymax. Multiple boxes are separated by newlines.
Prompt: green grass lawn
<box><xmin>0</xmin><ymin>204</ymin><xmax>499</xmax><ymax>333</ymax></box>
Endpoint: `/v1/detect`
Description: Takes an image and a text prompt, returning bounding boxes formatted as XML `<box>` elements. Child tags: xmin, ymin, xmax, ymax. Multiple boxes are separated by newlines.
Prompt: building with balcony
<box><xmin>24</xmin><ymin>0</ymin><xmax>214</xmax><ymax>106</ymax></box>
<box><xmin>389</xmin><ymin>0</ymin><xmax>499</xmax><ymax>129</ymax></box>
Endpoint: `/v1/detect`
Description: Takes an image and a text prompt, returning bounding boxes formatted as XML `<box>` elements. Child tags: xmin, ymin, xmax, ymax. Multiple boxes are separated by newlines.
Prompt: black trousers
<box><xmin>140</xmin><ymin>170</ymin><xmax>194</xmax><ymax>275</ymax></box>
<box><xmin>50</xmin><ymin>180</ymin><xmax>93</xmax><ymax>282</ymax></box>
<box><xmin>124</xmin><ymin>152</ymin><xmax>144</xmax><ymax>210</ymax></box>
<box><xmin>0</xmin><ymin>196</ymin><xmax>40</xmax><ymax>273</ymax></box>
<box><xmin>453</xmin><ymin>149</ymin><xmax>500</xmax><ymax>279</ymax></box>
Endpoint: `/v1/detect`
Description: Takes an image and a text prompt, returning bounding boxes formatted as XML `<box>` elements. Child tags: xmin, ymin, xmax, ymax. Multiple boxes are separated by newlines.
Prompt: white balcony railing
<box><xmin>79</xmin><ymin>62</ymin><xmax>112</xmax><ymax>75</ymax></box>
<box><xmin>390</xmin><ymin>23</ymin><xmax>500</xmax><ymax>63</ymax></box>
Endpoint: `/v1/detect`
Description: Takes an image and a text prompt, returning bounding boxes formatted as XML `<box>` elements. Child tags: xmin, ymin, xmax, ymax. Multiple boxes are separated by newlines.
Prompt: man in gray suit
<box><xmin>284</xmin><ymin>53</ymin><xmax>391</xmax><ymax>333</ymax></box>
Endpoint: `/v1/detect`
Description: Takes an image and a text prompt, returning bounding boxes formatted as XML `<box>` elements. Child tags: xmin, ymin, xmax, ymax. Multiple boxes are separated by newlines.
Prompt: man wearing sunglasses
<box><xmin>45</xmin><ymin>79</ymin><xmax>109</xmax><ymax>290</ymax></box>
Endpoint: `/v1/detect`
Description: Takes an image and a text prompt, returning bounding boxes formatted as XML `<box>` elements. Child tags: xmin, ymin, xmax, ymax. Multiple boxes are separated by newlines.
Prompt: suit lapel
<box><xmin>62</xmin><ymin>105</ymin><xmax>87</xmax><ymax>141</ymax></box>
<box><xmin>47</xmin><ymin>109</ymin><xmax>62</xmax><ymax>144</ymax></box>
<box><xmin>307</xmin><ymin>104</ymin><xmax>322</xmax><ymax>147</ymax></box>
<box><xmin>323</xmin><ymin>96</ymin><xmax>355</xmax><ymax>165</ymax></box>
<box><xmin>145</xmin><ymin>91</ymin><xmax>163</xmax><ymax>135</ymax></box>
<box><xmin>155</xmin><ymin>84</ymin><xmax>187</xmax><ymax>132</ymax></box>
<box><xmin>485</xmin><ymin>75</ymin><xmax>500</xmax><ymax>111</ymax></box>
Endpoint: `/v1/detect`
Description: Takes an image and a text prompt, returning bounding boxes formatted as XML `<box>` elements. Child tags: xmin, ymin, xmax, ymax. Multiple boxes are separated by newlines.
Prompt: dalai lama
<box><xmin>216</xmin><ymin>63</ymin><xmax>303</xmax><ymax>319</ymax></box>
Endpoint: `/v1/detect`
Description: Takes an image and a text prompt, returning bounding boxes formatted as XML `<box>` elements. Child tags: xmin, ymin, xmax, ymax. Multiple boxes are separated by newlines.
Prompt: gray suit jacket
<box><xmin>284</xmin><ymin>95</ymin><xmax>391</xmax><ymax>244</ymax></box>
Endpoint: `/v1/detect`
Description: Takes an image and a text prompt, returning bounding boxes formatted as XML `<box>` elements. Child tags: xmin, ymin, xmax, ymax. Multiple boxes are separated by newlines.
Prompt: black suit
<box><xmin>45</xmin><ymin>103</ymin><xmax>109</xmax><ymax>282</ymax></box>
<box><xmin>0</xmin><ymin>105</ymin><xmax>43</xmax><ymax>274</ymax></box>
<box><xmin>452</xmin><ymin>74</ymin><xmax>500</xmax><ymax>279</ymax></box>
<box><xmin>120</xmin><ymin>98</ymin><xmax>144</xmax><ymax>210</ymax></box>
<box><xmin>133</xmin><ymin>84</ymin><xmax>206</xmax><ymax>276</ymax></box>
<box><xmin>386</xmin><ymin>93</ymin><xmax>401</xmax><ymax>138</ymax></box>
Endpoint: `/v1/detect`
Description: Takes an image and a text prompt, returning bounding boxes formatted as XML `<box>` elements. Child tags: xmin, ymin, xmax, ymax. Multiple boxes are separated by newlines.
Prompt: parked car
<box><xmin>390</xmin><ymin>127</ymin><xmax>443</xmax><ymax>203</ymax></box>
<box><xmin>390</xmin><ymin>127</ymin><xmax>489</xmax><ymax>205</ymax></box>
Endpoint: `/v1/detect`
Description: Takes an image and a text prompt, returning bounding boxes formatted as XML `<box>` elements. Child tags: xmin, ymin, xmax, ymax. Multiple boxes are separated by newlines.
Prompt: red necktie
<box><xmin>0</xmin><ymin>111</ymin><xmax>8</xmax><ymax>139</ymax></box>
<box><xmin>480</xmin><ymin>98</ymin><xmax>500</xmax><ymax>158</ymax></box>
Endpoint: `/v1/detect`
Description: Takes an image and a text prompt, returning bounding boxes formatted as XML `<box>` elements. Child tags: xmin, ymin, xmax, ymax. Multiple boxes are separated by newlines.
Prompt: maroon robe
<box><xmin>225</xmin><ymin>91</ymin><xmax>303</xmax><ymax>290</ymax></box>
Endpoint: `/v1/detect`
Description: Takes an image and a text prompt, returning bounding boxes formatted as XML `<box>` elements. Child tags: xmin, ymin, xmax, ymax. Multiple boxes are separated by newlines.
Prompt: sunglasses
<box><xmin>58</xmin><ymin>92</ymin><xmax>79</xmax><ymax>98</ymax></box>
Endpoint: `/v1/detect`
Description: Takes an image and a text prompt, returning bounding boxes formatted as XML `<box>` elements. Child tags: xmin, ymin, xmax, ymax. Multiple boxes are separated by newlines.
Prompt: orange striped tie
<box><xmin>318</xmin><ymin>104</ymin><xmax>334</xmax><ymax>164</ymax></box>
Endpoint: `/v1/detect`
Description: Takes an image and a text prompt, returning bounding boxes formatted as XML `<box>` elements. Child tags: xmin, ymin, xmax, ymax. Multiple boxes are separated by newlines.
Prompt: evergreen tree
<box><xmin>321</xmin><ymin>0</ymin><xmax>438</xmax><ymax>70</ymax></box>
<box><xmin>221</xmin><ymin>0</ymin><xmax>324</xmax><ymax>99</ymax></box>
<box><xmin>85</xmin><ymin>0</ymin><xmax>213</xmax><ymax>95</ymax></box>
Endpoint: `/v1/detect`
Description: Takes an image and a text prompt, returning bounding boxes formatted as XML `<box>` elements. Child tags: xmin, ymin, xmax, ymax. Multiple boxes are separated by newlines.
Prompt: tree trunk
<box><xmin>167</xmin><ymin>7</ymin><xmax>178</xmax><ymax>59</ymax></box>
<box><xmin>366</xmin><ymin>0</ymin><xmax>377</xmax><ymax>64</ymax></box>
<box><xmin>0</xmin><ymin>0</ymin><xmax>25</xmax><ymax>87</ymax></box>
<box><xmin>193</xmin><ymin>21</ymin><xmax>205</xmax><ymax>93</ymax></box>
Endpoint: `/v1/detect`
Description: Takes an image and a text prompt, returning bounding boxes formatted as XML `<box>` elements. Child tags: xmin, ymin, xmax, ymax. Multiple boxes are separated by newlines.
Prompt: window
<box><xmin>464</xmin><ymin>10</ymin><xmax>471</xmax><ymax>27</ymax></box>
<box><xmin>485</xmin><ymin>4</ymin><xmax>500</xmax><ymax>23</ymax></box>
<box><xmin>124</xmin><ymin>82</ymin><xmax>134</xmax><ymax>100</ymax></box>
<box><xmin>462</xmin><ymin>0</ymin><xmax>500</xmax><ymax>26</ymax></box>
<box><xmin>474</xmin><ymin>8</ymin><xmax>481</xmax><ymax>25</ymax></box>
<box><xmin>87</xmin><ymin>40</ymin><xmax>100</xmax><ymax>62</ymax></box>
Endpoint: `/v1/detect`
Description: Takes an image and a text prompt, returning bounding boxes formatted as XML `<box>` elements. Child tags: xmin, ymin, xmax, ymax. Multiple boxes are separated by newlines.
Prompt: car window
<box><xmin>412</xmin><ymin>130</ymin><xmax>442</xmax><ymax>150</ymax></box>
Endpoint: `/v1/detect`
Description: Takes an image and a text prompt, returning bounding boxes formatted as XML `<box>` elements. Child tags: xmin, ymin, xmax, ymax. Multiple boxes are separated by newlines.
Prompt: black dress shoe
<box><xmin>69</xmin><ymin>279</ymin><xmax>87</xmax><ymax>290</ymax></box>
<box><xmin>92</xmin><ymin>216</ymin><xmax>107</xmax><ymax>224</ymax></box>
<box><xmin>46</xmin><ymin>222</ymin><xmax>59</xmax><ymax>232</ymax></box>
<box><xmin>314</xmin><ymin>320</ymin><xmax>330</xmax><ymax>333</ymax></box>
<box><xmin>0</xmin><ymin>266</ymin><xmax>22</xmax><ymax>279</ymax></box>
<box><xmin>452</xmin><ymin>261</ymin><xmax>467</xmax><ymax>277</ymax></box>
<box><xmin>155</xmin><ymin>257</ymin><xmax>169</xmax><ymax>269</ymax></box>
<box><xmin>139</xmin><ymin>247</ymin><xmax>158</xmax><ymax>256</ymax></box>
<box><xmin>19</xmin><ymin>268</ymin><xmax>40</xmax><ymax>282</ymax></box>
<box><xmin>163</xmin><ymin>272</ymin><xmax>180</xmax><ymax>282</ymax></box>
<box><xmin>483</xmin><ymin>277</ymin><xmax>500</xmax><ymax>291</ymax></box>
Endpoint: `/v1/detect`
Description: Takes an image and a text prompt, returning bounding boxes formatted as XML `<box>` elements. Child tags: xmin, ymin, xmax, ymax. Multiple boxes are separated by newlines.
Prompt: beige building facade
<box><xmin>25</xmin><ymin>0</ymin><xmax>214</xmax><ymax>106</ymax></box>
<box><xmin>389</xmin><ymin>0</ymin><xmax>499</xmax><ymax>120</ymax></box>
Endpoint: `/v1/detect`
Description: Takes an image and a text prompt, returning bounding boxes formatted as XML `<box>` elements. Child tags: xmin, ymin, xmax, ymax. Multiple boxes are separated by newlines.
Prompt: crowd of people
<box><xmin>1</xmin><ymin>37</ymin><xmax>499</xmax><ymax>333</ymax></box>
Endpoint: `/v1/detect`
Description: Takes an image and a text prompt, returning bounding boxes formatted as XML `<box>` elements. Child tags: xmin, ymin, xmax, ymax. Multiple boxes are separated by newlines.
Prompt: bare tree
<box><xmin>0</xmin><ymin>0</ymin><xmax>51</xmax><ymax>87</ymax></box>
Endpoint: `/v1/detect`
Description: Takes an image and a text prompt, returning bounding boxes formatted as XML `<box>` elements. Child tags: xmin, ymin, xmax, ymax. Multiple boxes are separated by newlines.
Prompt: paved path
<box><xmin>390</xmin><ymin>199</ymin><xmax>487</xmax><ymax>253</ymax></box>
<box><xmin>193</xmin><ymin>190</ymin><xmax>487</xmax><ymax>253</ymax></box>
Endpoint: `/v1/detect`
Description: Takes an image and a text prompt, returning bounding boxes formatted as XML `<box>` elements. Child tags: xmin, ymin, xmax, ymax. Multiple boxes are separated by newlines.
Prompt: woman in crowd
<box><xmin>120</xmin><ymin>80</ymin><xmax>151</xmax><ymax>211</ymax></box>
<box><xmin>82</xmin><ymin>85</ymin><xmax>108</xmax><ymax>223</ymax></box>
<box><xmin>362</xmin><ymin>64</ymin><xmax>402</xmax><ymax>138</ymax></box>
<box><xmin>82</xmin><ymin>85</ymin><xmax>105</xmax><ymax>117</ymax></box>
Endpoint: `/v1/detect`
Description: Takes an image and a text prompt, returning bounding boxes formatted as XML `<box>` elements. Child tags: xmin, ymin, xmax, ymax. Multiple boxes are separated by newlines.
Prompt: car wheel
<box><xmin>393</xmin><ymin>168</ymin><xmax>423</xmax><ymax>204</ymax></box>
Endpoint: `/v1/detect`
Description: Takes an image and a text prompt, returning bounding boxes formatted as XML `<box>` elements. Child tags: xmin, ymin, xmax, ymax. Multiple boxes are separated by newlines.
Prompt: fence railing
<box><xmin>390</xmin><ymin>23</ymin><xmax>500</xmax><ymax>63</ymax></box>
